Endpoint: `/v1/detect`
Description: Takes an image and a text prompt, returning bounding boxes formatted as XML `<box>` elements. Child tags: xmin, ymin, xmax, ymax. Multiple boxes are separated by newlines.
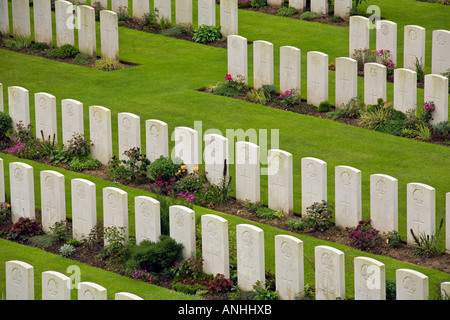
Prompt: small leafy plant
<box><xmin>410</xmin><ymin>218</ymin><xmax>445</xmax><ymax>256</ymax></box>
<box><xmin>59</xmin><ymin>243</ymin><xmax>75</xmax><ymax>257</ymax></box>
<box><xmin>7</xmin><ymin>217</ymin><xmax>43</xmax><ymax>241</ymax></box>
<box><xmin>193</xmin><ymin>25</ymin><xmax>222</xmax><ymax>44</ymax></box>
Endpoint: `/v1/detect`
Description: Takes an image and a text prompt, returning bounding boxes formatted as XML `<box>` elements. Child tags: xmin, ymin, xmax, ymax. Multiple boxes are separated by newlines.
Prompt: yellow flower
<box><xmin>193</xmin><ymin>167</ymin><xmax>198</xmax><ymax>172</ymax></box>
<box><xmin>181</xmin><ymin>165</ymin><xmax>186</xmax><ymax>170</ymax></box>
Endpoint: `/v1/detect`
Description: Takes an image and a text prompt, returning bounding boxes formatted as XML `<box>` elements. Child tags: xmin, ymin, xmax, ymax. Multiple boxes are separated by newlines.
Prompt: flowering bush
<box><xmin>277</xmin><ymin>89</ymin><xmax>301</xmax><ymax>109</ymax></box>
<box><xmin>345</xmin><ymin>220</ymin><xmax>380</xmax><ymax>251</ymax></box>
<box><xmin>10</xmin><ymin>140</ymin><xmax>41</xmax><ymax>159</ymax></box>
<box><xmin>131</xmin><ymin>268</ymin><xmax>154</xmax><ymax>283</ymax></box>
<box><xmin>212</xmin><ymin>74</ymin><xmax>249</xmax><ymax>96</ymax></box>
<box><xmin>375</xmin><ymin>49</ymin><xmax>395</xmax><ymax>77</ymax></box>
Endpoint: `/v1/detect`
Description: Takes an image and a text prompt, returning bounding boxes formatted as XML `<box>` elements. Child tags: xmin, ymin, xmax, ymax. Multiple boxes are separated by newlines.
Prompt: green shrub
<box><xmin>300</xmin><ymin>11</ymin><xmax>322</xmax><ymax>20</ymax></box>
<box><xmin>358</xmin><ymin>99</ymin><xmax>392</xmax><ymax>130</ymax></box>
<box><xmin>107</xmin><ymin>147</ymin><xmax>151</xmax><ymax>184</ymax></box>
<box><xmin>30</xmin><ymin>42</ymin><xmax>50</xmax><ymax>51</ymax></box>
<box><xmin>386</xmin><ymin>279</ymin><xmax>396</xmax><ymax>300</ymax></box>
<box><xmin>73</xmin><ymin>53</ymin><xmax>91</xmax><ymax>65</ymax></box>
<box><xmin>213</xmin><ymin>74</ymin><xmax>249</xmax><ymax>97</ymax></box>
<box><xmin>125</xmin><ymin>235</ymin><xmax>184</xmax><ymax>274</ymax></box>
<box><xmin>0</xmin><ymin>111</ymin><xmax>13</xmax><ymax>140</ymax></box>
<box><xmin>277</xmin><ymin>6</ymin><xmax>297</xmax><ymax>16</ymax></box>
<box><xmin>303</xmin><ymin>200</ymin><xmax>334</xmax><ymax>232</ymax></box>
<box><xmin>318</xmin><ymin>101</ymin><xmax>331</xmax><ymax>112</ymax></box>
<box><xmin>249</xmin><ymin>0</ymin><xmax>267</xmax><ymax>8</ymax></box>
<box><xmin>44</xmin><ymin>48</ymin><xmax>58</xmax><ymax>59</ymax></box>
<box><xmin>161</xmin><ymin>24</ymin><xmax>192</xmax><ymax>36</ymax></box>
<box><xmin>28</xmin><ymin>234</ymin><xmax>59</xmax><ymax>248</ymax></box>
<box><xmin>383</xmin><ymin>230</ymin><xmax>402</xmax><ymax>248</ymax></box>
<box><xmin>248</xmin><ymin>202</ymin><xmax>283</xmax><ymax>220</ymax></box>
<box><xmin>56</xmin><ymin>44</ymin><xmax>79</xmax><ymax>59</ymax></box>
<box><xmin>171</xmin><ymin>281</ymin><xmax>208</xmax><ymax>295</ymax></box>
<box><xmin>68</xmin><ymin>157</ymin><xmax>102</xmax><ymax>171</ymax></box>
<box><xmin>3</xmin><ymin>36</ymin><xmax>32</xmax><ymax>51</ymax></box>
<box><xmin>193</xmin><ymin>25</ymin><xmax>222</xmax><ymax>44</ymax></box>
<box><xmin>277</xmin><ymin>89</ymin><xmax>302</xmax><ymax>109</ymax></box>
<box><xmin>148</xmin><ymin>156</ymin><xmax>183</xmax><ymax>182</ymax></box>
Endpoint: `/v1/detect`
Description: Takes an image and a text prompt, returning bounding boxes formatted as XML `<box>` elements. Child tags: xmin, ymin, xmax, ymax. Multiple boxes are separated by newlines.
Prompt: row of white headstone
<box><xmin>349</xmin><ymin>15</ymin><xmax>450</xmax><ymax>75</ymax></box>
<box><xmin>5</xmin><ymin>239</ymin><xmax>450</xmax><ymax>300</ymax></box>
<box><xmin>0</xmin><ymin>0</ymin><xmax>119</xmax><ymax>60</ymax></box>
<box><xmin>267</xmin><ymin>0</ymin><xmax>353</xmax><ymax>20</ymax></box>
<box><xmin>60</xmin><ymin>0</ymin><xmax>238</xmax><ymax>38</ymax></box>
<box><xmin>226</xmin><ymin>35</ymin><xmax>449</xmax><ymax>125</ymax></box>
<box><xmin>1</xmin><ymin>83</ymin><xmax>450</xmax><ymax>247</ymax></box>
<box><xmin>5</xmin><ymin>260</ymin><xmax>143</xmax><ymax>300</ymax></box>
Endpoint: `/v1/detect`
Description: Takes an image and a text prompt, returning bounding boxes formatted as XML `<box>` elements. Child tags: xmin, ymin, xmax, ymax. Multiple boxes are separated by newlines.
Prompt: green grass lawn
<box><xmin>0</xmin><ymin>0</ymin><xmax>449</xmax><ymax>300</ymax></box>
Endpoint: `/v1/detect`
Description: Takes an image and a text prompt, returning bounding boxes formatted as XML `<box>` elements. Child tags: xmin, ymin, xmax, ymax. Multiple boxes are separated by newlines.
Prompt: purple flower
<box><xmin>225</xmin><ymin>74</ymin><xmax>232</xmax><ymax>81</ymax></box>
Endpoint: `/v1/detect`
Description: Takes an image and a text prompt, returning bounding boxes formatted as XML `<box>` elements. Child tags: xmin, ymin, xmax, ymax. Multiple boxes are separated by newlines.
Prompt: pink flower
<box><xmin>225</xmin><ymin>74</ymin><xmax>232</xmax><ymax>81</ymax></box>
<box><xmin>279</xmin><ymin>94</ymin><xmax>283</xmax><ymax>98</ymax></box>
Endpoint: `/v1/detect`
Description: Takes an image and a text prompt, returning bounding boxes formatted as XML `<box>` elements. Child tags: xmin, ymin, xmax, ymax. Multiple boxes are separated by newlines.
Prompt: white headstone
<box><xmin>133</xmin><ymin>0</ymin><xmax>150</xmax><ymax>20</ymax></box>
<box><xmin>169</xmin><ymin>205</ymin><xmax>196</xmax><ymax>260</ymax></box>
<box><xmin>71</xmin><ymin>178</ymin><xmax>97</xmax><ymax>241</ymax></box>
<box><xmin>33</xmin><ymin>0</ymin><xmax>53</xmax><ymax>47</ymax></box>
<box><xmin>61</xmin><ymin>99</ymin><xmax>84</xmax><ymax>146</ymax></box>
<box><xmin>220</xmin><ymin>0</ymin><xmax>237</xmax><ymax>38</ymax></box>
<box><xmin>42</xmin><ymin>271</ymin><xmax>71</xmax><ymax>300</ymax></box>
<box><xmin>176</xmin><ymin>0</ymin><xmax>192</xmax><ymax>25</ymax></box>
<box><xmin>55</xmin><ymin>0</ymin><xmax>75</xmax><ymax>47</ymax></box>
<box><xmin>112</xmin><ymin>0</ymin><xmax>129</xmax><ymax>13</ymax></box>
<box><xmin>268</xmin><ymin>149</ymin><xmax>293</xmax><ymax>214</ymax></box>
<box><xmin>0</xmin><ymin>0</ymin><xmax>9</xmax><ymax>36</ymax></box>
<box><xmin>393</xmin><ymin>68</ymin><xmax>417</xmax><ymax>114</ymax></box>
<box><xmin>334</xmin><ymin>0</ymin><xmax>352</xmax><ymax>20</ymax></box>
<box><xmin>446</xmin><ymin>192</ymin><xmax>450</xmax><ymax>254</ymax></box>
<box><xmin>235</xmin><ymin>141</ymin><xmax>260</xmax><ymax>203</ymax></box>
<box><xmin>145</xmin><ymin>119</ymin><xmax>169</xmax><ymax>162</ymax></box>
<box><xmin>0</xmin><ymin>83</ymin><xmax>3</xmax><ymax>112</ymax></box>
<box><xmin>406</xmin><ymin>182</ymin><xmax>435</xmax><ymax>245</ymax></box>
<box><xmin>35</xmin><ymin>92</ymin><xmax>57</xmax><ymax>143</ymax></box>
<box><xmin>301</xmin><ymin>157</ymin><xmax>327</xmax><ymax>215</ymax></box>
<box><xmin>403</xmin><ymin>25</ymin><xmax>425</xmax><ymax>71</ymax></box>
<box><xmin>307</xmin><ymin>51</ymin><xmax>328</xmax><ymax>107</ymax></box>
<box><xmin>201</xmin><ymin>214</ymin><xmax>229</xmax><ymax>278</ymax></box>
<box><xmin>253</xmin><ymin>40</ymin><xmax>274</xmax><ymax>90</ymax></box>
<box><xmin>424</xmin><ymin>74</ymin><xmax>448</xmax><ymax>125</ymax></box>
<box><xmin>12</xmin><ymin>0</ymin><xmax>31</xmax><ymax>38</ymax></box>
<box><xmin>89</xmin><ymin>105</ymin><xmax>112</xmax><ymax>165</ymax></box>
<box><xmin>78</xmin><ymin>282</ymin><xmax>107</xmax><ymax>300</ymax></box>
<box><xmin>103</xmin><ymin>187</ymin><xmax>129</xmax><ymax>244</ymax></box>
<box><xmin>370</xmin><ymin>174</ymin><xmax>398</xmax><ymax>233</ymax></box>
<box><xmin>154</xmin><ymin>0</ymin><xmax>171</xmax><ymax>24</ymax></box>
<box><xmin>100</xmin><ymin>10</ymin><xmax>119</xmax><ymax>61</ymax></box>
<box><xmin>280</xmin><ymin>46</ymin><xmax>301</xmax><ymax>94</ymax></box>
<box><xmin>135</xmin><ymin>196</ymin><xmax>161</xmax><ymax>244</ymax></box>
<box><xmin>204</xmin><ymin>134</ymin><xmax>229</xmax><ymax>186</ymax></box>
<box><xmin>77</xmin><ymin>5</ymin><xmax>96</xmax><ymax>58</ymax></box>
<box><xmin>349</xmin><ymin>16</ymin><xmax>369</xmax><ymax>57</ymax></box>
<box><xmin>236</xmin><ymin>224</ymin><xmax>265</xmax><ymax>291</ymax></box>
<box><xmin>335</xmin><ymin>165</ymin><xmax>361</xmax><ymax>228</ymax></box>
<box><xmin>354</xmin><ymin>257</ymin><xmax>386</xmax><ymax>300</ymax></box>
<box><xmin>9</xmin><ymin>162</ymin><xmax>35</xmax><ymax>223</ymax></box>
<box><xmin>115</xmin><ymin>292</ymin><xmax>144</xmax><ymax>300</ymax></box>
<box><xmin>40</xmin><ymin>170</ymin><xmax>66</xmax><ymax>233</ymax></box>
<box><xmin>310</xmin><ymin>0</ymin><xmax>327</xmax><ymax>15</ymax></box>
<box><xmin>441</xmin><ymin>281</ymin><xmax>450</xmax><ymax>299</ymax></box>
<box><xmin>396</xmin><ymin>269</ymin><xmax>428</xmax><ymax>300</ymax></box>
<box><xmin>275</xmin><ymin>235</ymin><xmax>304</xmax><ymax>300</ymax></box>
<box><xmin>335</xmin><ymin>57</ymin><xmax>358</xmax><ymax>109</ymax></box>
<box><xmin>173</xmin><ymin>126</ymin><xmax>199</xmax><ymax>173</ymax></box>
<box><xmin>118</xmin><ymin>112</ymin><xmax>141</xmax><ymax>161</ymax></box>
<box><xmin>0</xmin><ymin>158</ymin><xmax>4</xmax><ymax>202</ymax></box>
<box><xmin>267</xmin><ymin>0</ymin><xmax>283</xmax><ymax>7</ymax></box>
<box><xmin>227</xmin><ymin>35</ymin><xmax>248</xmax><ymax>84</ymax></box>
<box><xmin>315</xmin><ymin>245</ymin><xmax>345</xmax><ymax>300</ymax></box>
<box><xmin>6</xmin><ymin>260</ymin><xmax>34</xmax><ymax>300</ymax></box>
<box><xmin>8</xmin><ymin>86</ymin><xmax>30</xmax><ymax>128</ymax></box>
<box><xmin>198</xmin><ymin>0</ymin><xmax>215</xmax><ymax>27</ymax></box>
<box><xmin>432</xmin><ymin>30</ymin><xmax>450</xmax><ymax>75</ymax></box>
<box><xmin>376</xmin><ymin>20</ymin><xmax>397</xmax><ymax>65</ymax></box>
<box><xmin>364</xmin><ymin>62</ymin><xmax>387</xmax><ymax>105</ymax></box>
